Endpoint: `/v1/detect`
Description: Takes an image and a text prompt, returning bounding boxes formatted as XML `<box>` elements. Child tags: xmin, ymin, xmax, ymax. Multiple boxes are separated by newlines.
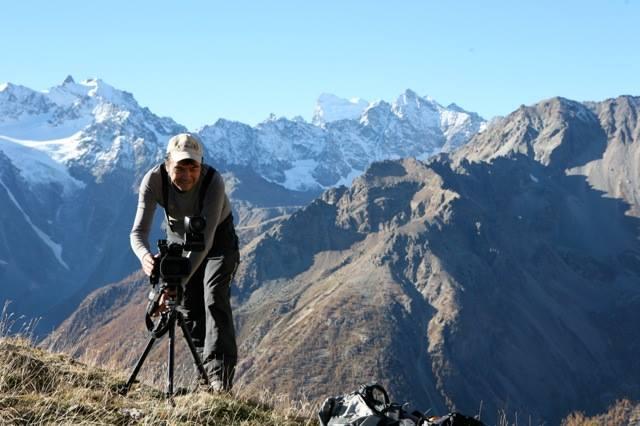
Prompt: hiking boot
<box><xmin>208</xmin><ymin>379</ymin><xmax>228</xmax><ymax>393</ymax></box>
<box><xmin>192</xmin><ymin>377</ymin><xmax>229</xmax><ymax>394</ymax></box>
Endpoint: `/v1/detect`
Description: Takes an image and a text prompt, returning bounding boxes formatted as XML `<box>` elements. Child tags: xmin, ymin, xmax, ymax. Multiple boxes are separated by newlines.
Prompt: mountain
<box><xmin>453</xmin><ymin>96</ymin><xmax>640</xmax><ymax>216</ymax></box>
<box><xmin>47</xmin><ymin>96</ymin><xmax>640</xmax><ymax>424</ymax></box>
<box><xmin>198</xmin><ymin>89</ymin><xmax>486</xmax><ymax>191</ymax></box>
<box><xmin>0</xmin><ymin>78</ymin><xmax>483</xmax><ymax>333</ymax></box>
<box><xmin>0</xmin><ymin>77</ymin><xmax>182</xmax><ymax>328</ymax></box>
<box><xmin>312</xmin><ymin>93</ymin><xmax>369</xmax><ymax>125</ymax></box>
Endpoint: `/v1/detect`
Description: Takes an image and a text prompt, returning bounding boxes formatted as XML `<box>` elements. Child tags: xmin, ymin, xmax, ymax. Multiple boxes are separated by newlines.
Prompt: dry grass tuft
<box><xmin>562</xmin><ymin>399</ymin><xmax>640</xmax><ymax>426</ymax></box>
<box><xmin>0</xmin><ymin>335</ymin><xmax>315</xmax><ymax>425</ymax></box>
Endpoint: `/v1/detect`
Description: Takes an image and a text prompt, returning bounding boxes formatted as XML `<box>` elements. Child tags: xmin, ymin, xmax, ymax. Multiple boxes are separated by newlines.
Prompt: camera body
<box><xmin>183</xmin><ymin>216</ymin><xmax>207</xmax><ymax>252</ymax></box>
<box><xmin>150</xmin><ymin>215</ymin><xmax>207</xmax><ymax>286</ymax></box>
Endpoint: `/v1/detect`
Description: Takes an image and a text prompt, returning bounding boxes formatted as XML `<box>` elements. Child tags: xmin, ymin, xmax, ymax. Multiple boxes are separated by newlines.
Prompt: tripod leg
<box><xmin>121</xmin><ymin>335</ymin><xmax>157</xmax><ymax>395</ymax></box>
<box><xmin>177</xmin><ymin>311</ymin><xmax>210</xmax><ymax>385</ymax></box>
<box><xmin>167</xmin><ymin>313</ymin><xmax>176</xmax><ymax>398</ymax></box>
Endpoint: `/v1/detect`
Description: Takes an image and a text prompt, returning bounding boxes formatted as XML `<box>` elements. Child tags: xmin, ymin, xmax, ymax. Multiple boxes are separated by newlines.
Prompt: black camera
<box><xmin>183</xmin><ymin>215</ymin><xmax>207</xmax><ymax>251</ymax></box>
<box><xmin>150</xmin><ymin>215</ymin><xmax>207</xmax><ymax>286</ymax></box>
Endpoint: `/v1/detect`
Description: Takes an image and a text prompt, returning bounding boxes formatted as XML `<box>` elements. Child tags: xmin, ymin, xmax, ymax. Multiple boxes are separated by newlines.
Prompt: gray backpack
<box><xmin>318</xmin><ymin>384</ymin><xmax>485</xmax><ymax>426</ymax></box>
<box><xmin>318</xmin><ymin>384</ymin><xmax>419</xmax><ymax>426</ymax></box>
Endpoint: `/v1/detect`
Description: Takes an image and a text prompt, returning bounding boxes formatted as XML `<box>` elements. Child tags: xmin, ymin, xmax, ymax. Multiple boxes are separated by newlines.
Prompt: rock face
<box><xmin>454</xmin><ymin>96</ymin><xmax>640</xmax><ymax>215</ymax></box>
<box><xmin>49</xmin><ymin>96</ymin><xmax>640</xmax><ymax>425</ymax></box>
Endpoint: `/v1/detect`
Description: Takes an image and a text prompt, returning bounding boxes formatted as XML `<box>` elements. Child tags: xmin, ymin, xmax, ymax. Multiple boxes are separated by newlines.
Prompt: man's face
<box><xmin>168</xmin><ymin>159</ymin><xmax>202</xmax><ymax>192</ymax></box>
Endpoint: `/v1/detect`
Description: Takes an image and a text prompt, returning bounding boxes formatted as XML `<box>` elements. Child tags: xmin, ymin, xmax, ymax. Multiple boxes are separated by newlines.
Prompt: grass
<box><xmin>0</xmin><ymin>336</ymin><xmax>317</xmax><ymax>425</ymax></box>
<box><xmin>0</xmin><ymin>301</ymin><xmax>317</xmax><ymax>425</ymax></box>
<box><xmin>561</xmin><ymin>400</ymin><xmax>640</xmax><ymax>426</ymax></box>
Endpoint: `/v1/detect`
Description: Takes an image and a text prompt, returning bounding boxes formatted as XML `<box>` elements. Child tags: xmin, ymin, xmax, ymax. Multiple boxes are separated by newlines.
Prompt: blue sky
<box><xmin>1</xmin><ymin>0</ymin><xmax>638</xmax><ymax>130</ymax></box>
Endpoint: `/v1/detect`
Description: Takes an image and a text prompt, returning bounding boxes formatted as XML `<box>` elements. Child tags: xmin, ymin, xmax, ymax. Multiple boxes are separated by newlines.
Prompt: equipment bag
<box><xmin>318</xmin><ymin>384</ymin><xmax>484</xmax><ymax>426</ymax></box>
<box><xmin>318</xmin><ymin>384</ymin><xmax>416</xmax><ymax>426</ymax></box>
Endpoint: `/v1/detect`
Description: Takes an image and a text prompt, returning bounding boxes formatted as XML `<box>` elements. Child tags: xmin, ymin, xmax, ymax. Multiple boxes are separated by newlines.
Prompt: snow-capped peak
<box><xmin>45</xmin><ymin>77</ymin><xmax>135</xmax><ymax>109</ymax></box>
<box><xmin>312</xmin><ymin>93</ymin><xmax>370</xmax><ymax>125</ymax></box>
<box><xmin>1</xmin><ymin>78</ymin><xmax>486</xmax><ymax>194</ymax></box>
<box><xmin>398</xmin><ymin>88</ymin><xmax>421</xmax><ymax>101</ymax></box>
<box><xmin>393</xmin><ymin>89</ymin><xmax>440</xmax><ymax>110</ymax></box>
<box><xmin>446</xmin><ymin>102</ymin><xmax>466</xmax><ymax>113</ymax></box>
<box><xmin>0</xmin><ymin>77</ymin><xmax>184</xmax><ymax>188</ymax></box>
<box><xmin>391</xmin><ymin>89</ymin><xmax>441</xmax><ymax>128</ymax></box>
<box><xmin>0</xmin><ymin>82</ymin><xmax>41</xmax><ymax>99</ymax></box>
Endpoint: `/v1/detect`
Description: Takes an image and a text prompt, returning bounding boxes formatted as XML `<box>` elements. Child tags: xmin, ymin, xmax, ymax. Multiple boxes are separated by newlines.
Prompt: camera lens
<box><xmin>184</xmin><ymin>216</ymin><xmax>206</xmax><ymax>233</ymax></box>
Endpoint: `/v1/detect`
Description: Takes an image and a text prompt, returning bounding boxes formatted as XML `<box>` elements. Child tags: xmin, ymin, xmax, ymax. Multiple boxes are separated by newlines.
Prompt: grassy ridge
<box><xmin>0</xmin><ymin>337</ymin><xmax>315</xmax><ymax>425</ymax></box>
<box><xmin>562</xmin><ymin>400</ymin><xmax>640</xmax><ymax>426</ymax></box>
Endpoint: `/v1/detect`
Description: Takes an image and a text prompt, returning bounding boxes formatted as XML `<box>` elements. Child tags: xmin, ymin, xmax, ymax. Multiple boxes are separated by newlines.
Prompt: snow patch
<box><xmin>0</xmin><ymin>178</ymin><xmax>69</xmax><ymax>270</ymax></box>
<box><xmin>0</xmin><ymin>112</ymin><xmax>92</xmax><ymax>141</ymax></box>
<box><xmin>281</xmin><ymin>159</ymin><xmax>322</xmax><ymax>190</ymax></box>
<box><xmin>0</xmin><ymin>135</ymin><xmax>86</xmax><ymax>194</ymax></box>
<box><xmin>93</xmin><ymin>103</ymin><xmax>130</xmax><ymax>123</ymax></box>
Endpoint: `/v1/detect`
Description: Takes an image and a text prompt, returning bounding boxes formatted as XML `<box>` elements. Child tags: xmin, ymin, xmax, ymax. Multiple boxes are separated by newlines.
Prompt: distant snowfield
<box><xmin>278</xmin><ymin>159</ymin><xmax>365</xmax><ymax>191</ymax></box>
<box><xmin>281</xmin><ymin>159</ymin><xmax>322</xmax><ymax>190</ymax></box>
<box><xmin>0</xmin><ymin>177</ymin><xmax>69</xmax><ymax>270</ymax></box>
<box><xmin>0</xmin><ymin>134</ymin><xmax>86</xmax><ymax>194</ymax></box>
<box><xmin>0</xmin><ymin>113</ymin><xmax>91</xmax><ymax>141</ymax></box>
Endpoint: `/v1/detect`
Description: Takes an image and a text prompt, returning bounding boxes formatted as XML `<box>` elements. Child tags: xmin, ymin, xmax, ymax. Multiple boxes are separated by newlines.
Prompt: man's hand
<box><xmin>152</xmin><ymin>287</ymin><xmax>178</xmax><ymax>316</ymax></box>
<box><xmin>142</xmin><ymin>253</ymin><xmax>157</xmax><ymax>276</ymax></box>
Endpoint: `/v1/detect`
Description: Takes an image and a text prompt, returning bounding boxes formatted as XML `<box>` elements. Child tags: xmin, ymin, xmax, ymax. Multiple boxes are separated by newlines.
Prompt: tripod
<box><xmin>120</xmin><ymin>284</ymin><xmax>210</xmax><ymax>399</ymax></box>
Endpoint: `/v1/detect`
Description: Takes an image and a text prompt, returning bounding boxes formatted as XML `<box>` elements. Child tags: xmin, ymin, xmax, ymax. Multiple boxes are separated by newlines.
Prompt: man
<box><xmin>130</xmin><ymin>133</ymin><xmax>239</xmax><ymax>391</ymax></box>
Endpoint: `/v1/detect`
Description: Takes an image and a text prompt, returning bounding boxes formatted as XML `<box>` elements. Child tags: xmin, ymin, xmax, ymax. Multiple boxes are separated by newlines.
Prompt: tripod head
<box><xmin>145</xmin><ymin>215</ymin><xmax>207</xmax><ymax>334</ymax></box>
<box><xmin>149</xmin><ymin>215</ymin><xmax>207</xmax><ymax>286</ymax></box>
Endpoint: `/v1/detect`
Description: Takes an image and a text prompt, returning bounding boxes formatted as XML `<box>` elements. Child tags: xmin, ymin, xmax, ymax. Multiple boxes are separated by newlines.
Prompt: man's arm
<box><xmin>130</xmin><ymin>169</ymin><xmax>159</xmax><ymax>274</ymax></box>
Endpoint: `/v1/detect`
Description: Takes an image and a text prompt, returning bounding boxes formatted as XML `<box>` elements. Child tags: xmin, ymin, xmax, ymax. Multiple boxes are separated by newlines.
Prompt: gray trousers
<box><xmin>178</xmin><ymin>218</ymin><xmax>239</xmax><ymax>390</ymax></box>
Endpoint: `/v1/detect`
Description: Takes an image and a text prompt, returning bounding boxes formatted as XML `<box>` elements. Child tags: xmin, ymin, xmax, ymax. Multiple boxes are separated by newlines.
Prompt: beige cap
<box><xmin>166</xmin><ymin>133</ymin><xmax>204</xmax><ymax>163</ymax></box>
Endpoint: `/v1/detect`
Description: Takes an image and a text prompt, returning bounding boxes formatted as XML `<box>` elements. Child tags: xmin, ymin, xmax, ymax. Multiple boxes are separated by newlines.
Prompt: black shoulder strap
<box><xmin>160</xmin><ymin>163</ymin><xmax>169</xmax><ymax>209</ymax></box>
<box><xmin>159</xmin><ymin>163</ymin><xmax>171</xmax><ymax>227</ymax></box>
<box><xmin>198</xmin><ymin>165</ymin><xmax>216</xmax><ymax>214</ymax></box>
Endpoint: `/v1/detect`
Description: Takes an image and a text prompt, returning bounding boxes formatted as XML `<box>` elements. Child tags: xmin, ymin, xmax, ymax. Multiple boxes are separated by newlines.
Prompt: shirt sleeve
<box><xmin>130</xmin><ymin>169</ymin><xmax>159</xmax><ymax>263</ymax></box>
<box><xmin>180</xmin><ymin>171</ymin><xmax>226</xmax><ymax>287</ymax></box>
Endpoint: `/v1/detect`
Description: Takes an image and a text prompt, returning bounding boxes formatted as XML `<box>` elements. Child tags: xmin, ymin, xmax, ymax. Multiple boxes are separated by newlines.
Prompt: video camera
<box><xmin>150</xmin><ymin>215</ymin><xmax>207</xmax><ymax>286</ymax></box>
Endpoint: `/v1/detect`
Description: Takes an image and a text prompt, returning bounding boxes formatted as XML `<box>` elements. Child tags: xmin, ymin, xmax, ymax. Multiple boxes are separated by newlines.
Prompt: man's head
<box><xmin>165</xmin><ymin>133</ymin><xmax>204</xmax><ymax>192</ymax></box>
<box><xmin>166</xmin><ymin>133</ymin><xmax>204</xmax><ymax>163</ymax></box>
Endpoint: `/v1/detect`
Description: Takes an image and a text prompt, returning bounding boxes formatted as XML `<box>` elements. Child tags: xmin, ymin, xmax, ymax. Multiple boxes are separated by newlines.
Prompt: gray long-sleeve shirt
<box><xmin>130</xmin><ymin>163</ymin><xmax>232</xmax><ymax>286</ymax></box>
